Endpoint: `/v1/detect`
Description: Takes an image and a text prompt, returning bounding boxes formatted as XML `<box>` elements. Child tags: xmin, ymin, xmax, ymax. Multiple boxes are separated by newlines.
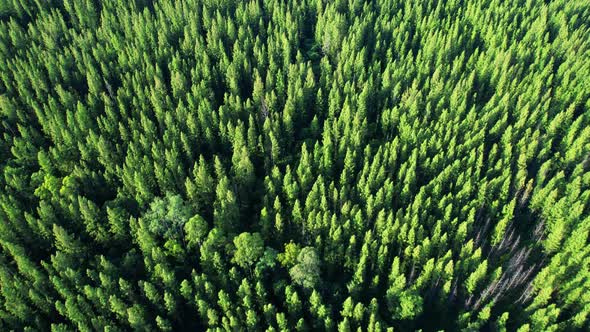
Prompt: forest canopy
<box><xmin>0</xmin><ymin>0</ymin><xmax>589</xmax><ymax>331</ymax></box>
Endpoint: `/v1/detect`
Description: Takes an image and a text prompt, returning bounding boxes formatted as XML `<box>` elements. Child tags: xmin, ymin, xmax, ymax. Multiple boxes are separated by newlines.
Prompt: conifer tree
<box><xmin>0</xmin><ymin>1</ymin><xmax>589</xmax><ymax>331</ymax></box>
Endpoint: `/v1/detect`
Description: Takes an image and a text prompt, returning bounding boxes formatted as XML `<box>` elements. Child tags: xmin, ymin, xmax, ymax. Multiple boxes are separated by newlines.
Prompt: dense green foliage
<box><xmin>1</xmin><ymin>0</ymin><xmax>590</xmax><ymax>331</ymax></box>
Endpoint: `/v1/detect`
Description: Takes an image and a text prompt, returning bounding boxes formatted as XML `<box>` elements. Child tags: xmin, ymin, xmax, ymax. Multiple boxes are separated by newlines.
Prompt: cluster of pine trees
<box><xmin>1</xmin><ymin>0</ymin><xmax>589</xmax><ymax>330</ymax></box>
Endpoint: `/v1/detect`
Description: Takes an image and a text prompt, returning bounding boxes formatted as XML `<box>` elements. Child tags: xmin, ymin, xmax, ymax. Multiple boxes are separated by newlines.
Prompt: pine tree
<box><xmin>214</xmin><ymin>176</ymin><xmax>240</xmax><ymax>234</ymax></box>
<box><xmin>0</xmin><ymin>1</ymin><xmax>589</xmax><ymax>331</ymax></box>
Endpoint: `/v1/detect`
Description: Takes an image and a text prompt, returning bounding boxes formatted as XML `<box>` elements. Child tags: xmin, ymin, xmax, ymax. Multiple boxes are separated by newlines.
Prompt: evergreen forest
<box><xmin>1</xmin><ymin>0</ymin><xmax>590</xmax><ymax>331</ymax></box>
